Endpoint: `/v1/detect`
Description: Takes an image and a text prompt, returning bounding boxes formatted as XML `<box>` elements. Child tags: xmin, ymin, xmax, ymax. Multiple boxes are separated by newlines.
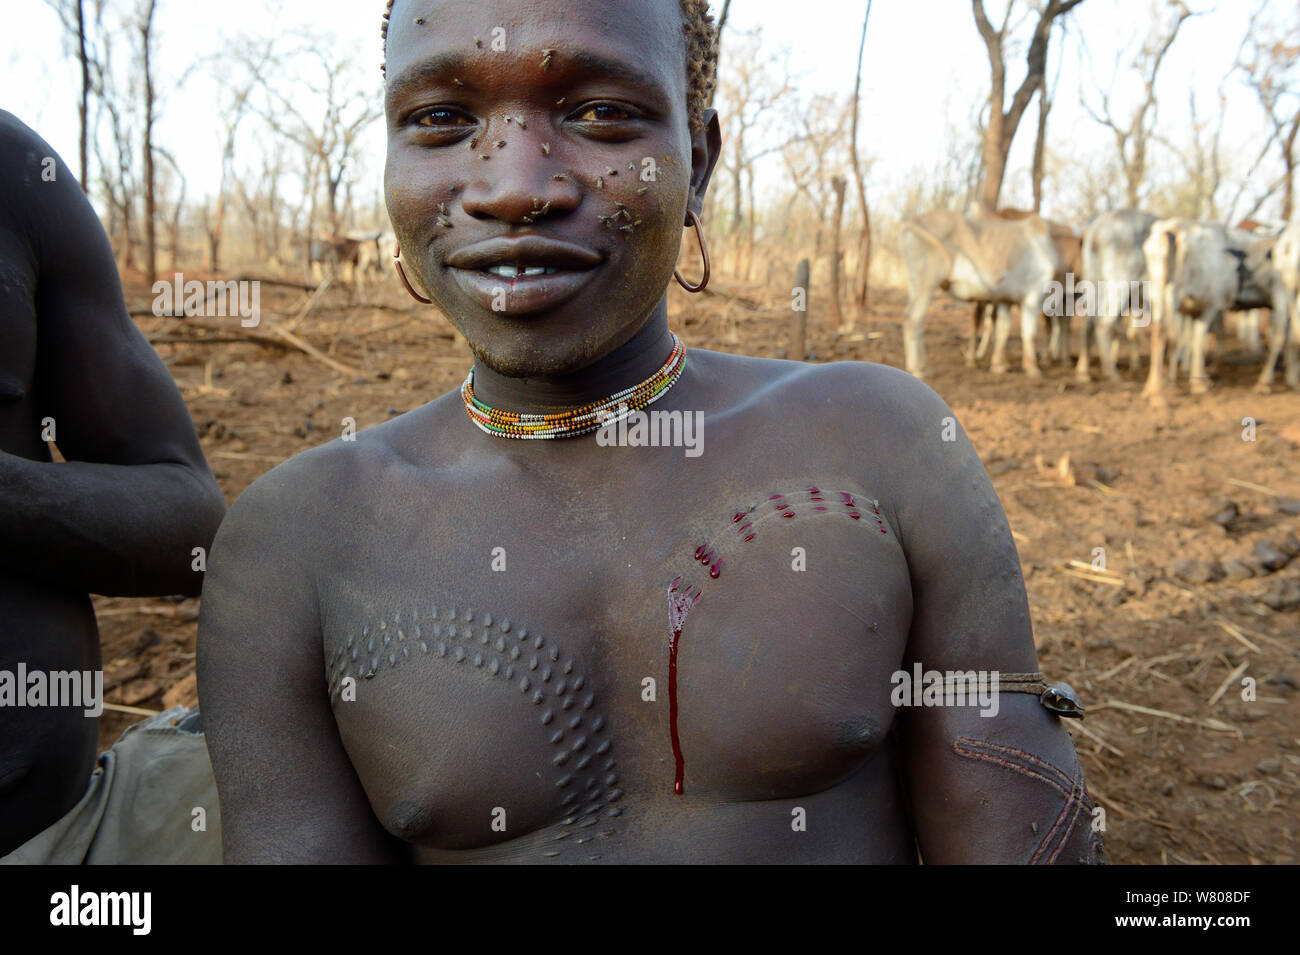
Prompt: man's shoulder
<box><xmin>223</xmin><ymin>398</ymin><xmax>456</xmax><ymax>527</ymax></box>
<box><xmin>713</xmin><ymin>352</ymin><xmax>950</xmax><ymax>430</ymax></box>
<box><xmin>0</xmin><ymin>110</ymin><xmax>43</xmax><ymax>158</ymax></box>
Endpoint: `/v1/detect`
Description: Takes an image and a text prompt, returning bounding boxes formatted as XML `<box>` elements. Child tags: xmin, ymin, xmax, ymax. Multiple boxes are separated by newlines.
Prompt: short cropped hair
<box><xmin>381</xmin><ymin>0</ymin><xmax>718</xmax><ymax>134</ymax></box>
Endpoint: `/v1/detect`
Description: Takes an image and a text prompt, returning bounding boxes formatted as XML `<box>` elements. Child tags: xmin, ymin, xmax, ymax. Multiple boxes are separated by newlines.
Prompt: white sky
<box><xmin>2</xmin><ymin>0</ymin><xmax>1287</xmax><ymax>227</ymax></box>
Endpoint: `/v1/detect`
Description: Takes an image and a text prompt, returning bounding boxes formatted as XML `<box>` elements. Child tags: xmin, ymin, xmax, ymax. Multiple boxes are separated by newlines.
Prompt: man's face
<box><xmin>384</xmin><ymin>0</ymin><xmax>711</xmax><ymax>378</ymax></box>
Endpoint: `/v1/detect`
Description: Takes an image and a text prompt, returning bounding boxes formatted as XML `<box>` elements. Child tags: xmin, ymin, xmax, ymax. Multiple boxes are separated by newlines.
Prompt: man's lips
<box><xmin>445</xmin><ymin>235</ymin><xmax>602</xmax><ymax>271</ymax></box>
<box><xmin>444</xmin><ymin>235</ymin><xmax>603</xmax><ymax>316</ymax></box>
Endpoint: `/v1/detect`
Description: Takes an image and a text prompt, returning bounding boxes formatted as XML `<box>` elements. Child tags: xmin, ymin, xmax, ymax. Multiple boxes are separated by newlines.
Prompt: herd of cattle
<box><xmin>899</xmin><ymin>206</ymin><xmax>1300</xmax><ymax>403</ymax></box>
<box><xmin>300</xmin><ymin>210</ymin><xmax>1299</xmax><ymax>406</ymax></box>
<box><xmin>307</xmin><ymin>231</ymin><xmax>398</xmax><ymax>290</ymax></box>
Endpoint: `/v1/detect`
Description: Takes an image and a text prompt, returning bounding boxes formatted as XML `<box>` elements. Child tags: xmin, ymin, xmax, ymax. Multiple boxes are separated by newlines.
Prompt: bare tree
<box><xmin>848</xmin><ymin>0</ymin><xmax>873</xmax><ymax>321</ymax></box>
<box><xmin>1081</xmin><ymin>1</ymin><xmax>1195</xmax><ymax>208</ymax></box>
<box><xmin>236</xmin><ymin>146</ymin><xmax>289</xmax><ymax>268</ymax></box>
<box><xmin>154</xmin><ymin>146</ymin><xmax>185</xmax><ymax>269</ymax></box>
<box><xmin>1237</xmin><ymin>2</ymin><xmax>1300</xmax><ymax>218</ymax></box>
<box><xmin>138</xmin><ymin>0</ymin><xmax>158</xmax><ymax>283</ymax></box>
<box><xmin>248</xmin><ymin>44</ymin><xmax>381</xmax><ymax>244</ymax></box>
<box><xmin>203</xmin><ymin>59</ymin><xmax>263</xmax><ymax>274</ymax></box>
<box><xmin>1154</xmin><ymin>86</ymin><xmax>1226</xmax><ymax>219</ymax></box>
<box><xmin>87</xmin><ymin>3</ymin><xmax>138</xmax><ymax>270</ymax></box>
<box><xmin>45</xmin><ymin>0</ymin><xmax>96</xmax><ymax>189</ymax></box>
<box><xmin>829</xmin><ymin>175</ymin><xmax>847</xmax><ymax>331</ymax></box>
<box><xmin>972</xmin><ymin>0</ymin><xmax>1086</xmax><ymax>209</ymax></box>
<box><xmin>1030</xmin><ymin>30</ymin><xmax>1065</xmax><ymax>213</ymax></box>
<box><xmin>712</xmin><ymin>28</ymin><xmax>798</xmax><ymax>275</ymax></box>
<box><xmin>711</xmin><ymin>0</ymin><xmax>732</xmax><ymax>87</ymax></box>
<box><xmin>781</xmin><ymin>93</ymin><xmax>851</xmax><ymax>268</ymax></box>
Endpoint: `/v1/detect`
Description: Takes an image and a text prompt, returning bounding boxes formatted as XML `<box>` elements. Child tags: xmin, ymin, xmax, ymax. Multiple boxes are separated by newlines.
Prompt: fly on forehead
<box><xmin>379</xmin><ymin>0</ymin><xmax>721</xmax><ymax>138</ymax></box>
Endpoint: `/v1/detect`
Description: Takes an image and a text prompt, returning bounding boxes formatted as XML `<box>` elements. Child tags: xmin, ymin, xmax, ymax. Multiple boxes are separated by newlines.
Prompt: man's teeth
<box><xmin>484</xmin><ymin>264</ymin><xmax>560</xmax><ymax>278</ymax></box>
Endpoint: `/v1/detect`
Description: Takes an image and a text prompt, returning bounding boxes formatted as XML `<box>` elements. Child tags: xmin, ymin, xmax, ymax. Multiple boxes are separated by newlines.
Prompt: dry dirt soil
<box><xmin>95</xmin><ymin>268</ymin><xmax>1300</xmax><ymax>865</ymax></box>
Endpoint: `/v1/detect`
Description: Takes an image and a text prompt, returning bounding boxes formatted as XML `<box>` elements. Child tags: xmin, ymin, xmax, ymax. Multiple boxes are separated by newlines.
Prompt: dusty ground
<box><xmin>95</xmin><ymin>268</ymin><xmax>1300</xmax><ymax>865</ymax></box>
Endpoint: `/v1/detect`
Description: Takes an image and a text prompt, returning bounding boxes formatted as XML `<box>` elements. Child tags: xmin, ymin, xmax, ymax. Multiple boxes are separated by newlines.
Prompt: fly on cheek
<box><xmin>385</xmin><ymin>51</ymin><xmax>687</xmax><ymax>316</ymax></box>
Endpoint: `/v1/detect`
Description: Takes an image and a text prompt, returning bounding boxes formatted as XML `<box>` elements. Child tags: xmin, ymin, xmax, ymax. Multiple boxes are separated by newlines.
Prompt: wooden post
<box><xmin>791</xmin><ymin>257</ymin><xmax>810</xmax><ymax>361</ymax></box>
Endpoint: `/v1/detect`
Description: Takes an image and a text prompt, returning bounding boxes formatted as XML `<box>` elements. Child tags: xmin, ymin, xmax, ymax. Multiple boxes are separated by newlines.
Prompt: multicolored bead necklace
<box><xmin>461</xmin><ymin>333</ymin><xmax>687</xmax><ymax>439</ymax></box>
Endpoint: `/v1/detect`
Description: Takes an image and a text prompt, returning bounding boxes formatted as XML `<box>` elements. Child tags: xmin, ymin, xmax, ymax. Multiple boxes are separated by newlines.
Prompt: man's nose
<box><xmin>460</xmin><ymin>135</ymin><xmax>581</xmax><ymax>224</ymax></box>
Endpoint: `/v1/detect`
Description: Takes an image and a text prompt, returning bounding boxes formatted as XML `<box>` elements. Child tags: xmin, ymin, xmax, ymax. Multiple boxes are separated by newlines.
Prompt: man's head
<box><xmin>380</xmin><ymin>0</ymin><xmax>723</xmax><ymax>379</ymax></box>
<box><xmin>384</xmin><ymin>0</ymin><xmax>719</xmax><ymax>137</ymax></box>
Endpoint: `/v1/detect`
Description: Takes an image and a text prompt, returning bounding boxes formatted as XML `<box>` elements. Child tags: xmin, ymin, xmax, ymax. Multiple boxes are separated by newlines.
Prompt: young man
<box><xmin>0</xmin><ymin>113</ymin><xmax>228</xmax><ymax>859</ymax></box>
<box><xmin>199</xmin><ymin>0</ymin><xmax>1102</xmax><ymax>863</ymax></box>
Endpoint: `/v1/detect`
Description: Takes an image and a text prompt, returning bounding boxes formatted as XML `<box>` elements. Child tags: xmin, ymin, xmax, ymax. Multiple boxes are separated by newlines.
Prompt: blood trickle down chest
<box><xmin>666</xmin><ymin>577</ymin><xmax>702</xmax><ymax>795</ymax></box>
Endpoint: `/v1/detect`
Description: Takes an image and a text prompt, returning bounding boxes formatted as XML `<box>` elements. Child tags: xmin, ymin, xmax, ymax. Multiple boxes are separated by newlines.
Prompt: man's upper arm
<box><xmin>28</xmin><ymin>136</ymin><xmax>208</xmax><ymax>472</ymax></box>
<box><xmin>197</xmin><ymin>463</ymin><xmax>404</xmax><ymax>863</ymax></box>
<box><xmin>873</xmin><ymin>369</ymin><xmax>1100</xmax><ymax>864</ymax></box>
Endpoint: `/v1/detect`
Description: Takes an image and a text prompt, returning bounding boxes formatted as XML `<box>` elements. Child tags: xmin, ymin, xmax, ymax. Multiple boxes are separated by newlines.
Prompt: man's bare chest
<box><xmin>316</xmin><ymin>460</ymin><xmax>913</xmax><ymax>852</ymax></box>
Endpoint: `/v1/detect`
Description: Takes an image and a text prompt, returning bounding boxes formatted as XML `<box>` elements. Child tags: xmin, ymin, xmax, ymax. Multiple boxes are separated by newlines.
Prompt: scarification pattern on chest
<box><xmin>326</xmin><ymin>604</ymin><xmax>623</xmax><ymax>860</ymax></box>
<box><xmin>665</xmin><ymin>485</ymin><xmax>891</xmax><ymax>795</ymax></box>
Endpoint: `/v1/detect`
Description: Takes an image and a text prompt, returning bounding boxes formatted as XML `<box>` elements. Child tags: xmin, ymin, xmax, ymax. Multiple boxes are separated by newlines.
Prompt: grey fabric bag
<box><xmin>1</xmin><ymin>706</ymin><xmax>222</xmax><ymax>865</ymax></box>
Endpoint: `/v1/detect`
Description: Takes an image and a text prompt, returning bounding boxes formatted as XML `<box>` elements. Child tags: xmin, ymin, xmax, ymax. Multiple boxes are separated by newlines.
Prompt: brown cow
<box><xmin>970</xmin><ymin>208</ymin><xmax>1081</xmax><ymax>367</ymax></box>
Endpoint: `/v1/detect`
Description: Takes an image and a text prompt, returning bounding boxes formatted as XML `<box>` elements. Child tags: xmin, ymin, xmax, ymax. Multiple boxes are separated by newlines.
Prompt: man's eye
<box><xmin>414</xmin><ymin>108</ymin><xmax>472</xmax><ymax>127</ymax></box>
<box><xmin>574</xmin><ymin>103</ymin><xmax>637</xmax><ymax>122</ymax></box>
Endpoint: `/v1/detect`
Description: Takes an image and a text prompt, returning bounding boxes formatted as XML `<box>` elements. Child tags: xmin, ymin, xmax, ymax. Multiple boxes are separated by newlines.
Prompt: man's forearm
<box><xmin>0</xmin><ymin>450</ymin><xmax>226</xmax><ymax>596</ymax></box>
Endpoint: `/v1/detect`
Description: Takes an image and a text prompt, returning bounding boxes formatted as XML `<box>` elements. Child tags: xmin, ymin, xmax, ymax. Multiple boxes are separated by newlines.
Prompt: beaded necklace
<box><xmin>460</xmin><ymin>333</ymin><xmax>687</xmax><ymax>439</ymax></box>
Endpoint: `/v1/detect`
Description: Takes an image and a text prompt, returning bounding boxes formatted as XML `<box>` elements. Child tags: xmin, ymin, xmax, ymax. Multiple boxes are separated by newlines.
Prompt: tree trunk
<box><xmin>972</xmin><ymin>0</ymin><xmax>1084</xmax><ymax>209</ymax></box>
<box><xmin>791</xmin><ymin>257</ymin><xmax>810</xmax><ymax>361</ymax></box>
<box><xmin>1285</xmin><ymin>154</ymin><xmax>1295</xmax><ymax>221</ymax></box>
<box><xmin>140</xmin><ymin>0</ymin><xmax>158</xmax><ymax>284</ymax></box>
<box><xmin>1283</xmin><ymin>113</ymin><xmax>1299</xmax><ymax>220</ymax></box>
<box><xmin>849</xmin><ymin>0</ymin><xmax>873</xmax><ymax>317</ymax></box>
<box><xmin>829</xmin><ymin>175</ymin><xmax>846</xmax><ymax>332</ymax></box>
<box><xmin>713</xmin><ymin>0</ymin><xmax>732</xmax><ymax>78</ymax></box>
<box><xmin>76</xmin><ymin>0</ymin><xmax>89</xmax><ymax>191</ymax></box>
<box><xmin>744</xmin><ymin>165</ymin><xmax>756</xmax><ymax>282</ymax></box>
<box><xmin>1032</xmin><ymin>73</ymin><xmax>1049</xmax><ymax>213</ymax></box>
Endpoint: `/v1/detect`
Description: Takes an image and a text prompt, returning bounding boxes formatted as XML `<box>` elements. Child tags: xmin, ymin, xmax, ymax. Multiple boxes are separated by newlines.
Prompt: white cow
<box><xmin>1142</xmin><ymin>218</ymin><xmax>1236</xmax><ymax>404</ymax></box>
<box><xmin>899</xmin><ymin>208</ymin><xmax>1059</xmax><ymax>380</ymax></box>
<box><xmin>1257</xmin><ymin>221</ymin><xmax>1300</xmax><ymax>392</ymax></box>
<box><xmin>1076</xmin><ymin>209</ymin><xmax>1157</xmax><ymax>382</ymax></box>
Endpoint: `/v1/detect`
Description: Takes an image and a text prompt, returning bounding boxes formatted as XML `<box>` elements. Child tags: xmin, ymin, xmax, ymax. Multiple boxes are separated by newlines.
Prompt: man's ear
<box><xmin>686</xmin><ymin>108</ymin><xmax>722</xmax><ymax>224</ymax></box>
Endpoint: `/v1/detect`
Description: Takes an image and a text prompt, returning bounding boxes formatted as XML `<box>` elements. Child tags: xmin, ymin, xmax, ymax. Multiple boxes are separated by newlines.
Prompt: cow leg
<box><xmin>1254</xmin><ymin>290</ymin><xmax>1288</xmax><ymax>393</ymax></box>
<box><xmin>1095</xmin><ymin>313</ymin><xmax>1121</xmax><ymax>381</ymax></box>
<box><xmin>1019</xmin><ymin>299</ymin><xmax>1043</xmax><ymax>380</ymax></box>
<box><xmin>1127</xmin><ymin>316</ymin><xmax>1143</xmax><ymax>375</ymax></box>
<box><xmin>967</xmin><ymin>303</ymin><xmax>983</xmax><ymax>367</ymax></box>
<box><xmin>900</xmin><ymin>229</ymin><xmax>947</xmax><ymax>380</ymax></box>
<box><xmin>976</xmin><ymin>304</ymin><xmax>995</xmax><ymax>360</ymax></box>
<box><xmin>1075</xmin><ymin>313</ymin><xmax>1094</xmax><ymax>381</ymax></box>
<box><xmin>1240</xmin><ymin>309</ymin><xmax>1262</xmax><ymax>354</ymax></box>
<box><xmin>1286</xmin><ymin>290</ymin><xmax>1300</xmax><ymax>390</ymax></box>
<box><xmin>902</xmin><ymin>286</ymin><xmax>934</xmax><ymax>379</ymax></box>
<box><xmin>1047</xmin><ymin>313</ymin><xmax>1061</xmax><ymax>363</ymax></box>
<box><xmin>1048</xmin><ymin>313</ymin><xmax>1070</xmax><ymax>364</ymax></box>
<box><xmin>1142</xmin><ymin>288</ymin><xmax>1168</xmax><ymax>407</ymax></box>
<box><xmin>1167</xmin><ymin>313</ymin><xmax>1186</xmax><ymax>383</ymax></box>
<box><xmin>990</xmin><ymin>304</ymin><xmax>1012</xmax><ymax>374</ymax></box>
<box><xmin>1177</xmin><ymin>313</ymin><xmax>1195</xmax><ymax>374</ymax></box>
<box><xmin>1189</xmin><ymin>315</ymin><xmax>1212</xmax><ymax>394</ymax></box>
